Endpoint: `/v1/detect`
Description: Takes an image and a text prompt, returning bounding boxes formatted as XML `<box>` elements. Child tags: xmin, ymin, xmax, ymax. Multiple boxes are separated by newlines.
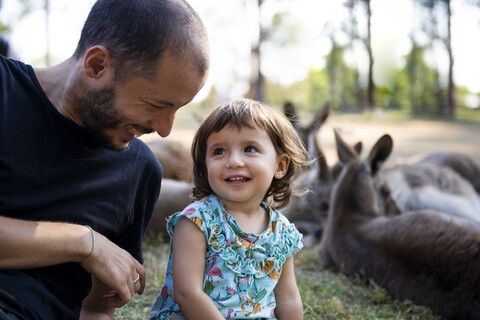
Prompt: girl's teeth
<box><xmin>230</xmin><ymin>177</ymin><xmax>245</xmax><ymax>182</ymax></box>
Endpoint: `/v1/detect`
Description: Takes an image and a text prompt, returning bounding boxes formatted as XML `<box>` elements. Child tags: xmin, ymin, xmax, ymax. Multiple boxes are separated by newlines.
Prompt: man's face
<box><xmin>77</xmin><ymin>54</ymin><xmax>207</xmax><ymax>151</ymax></box>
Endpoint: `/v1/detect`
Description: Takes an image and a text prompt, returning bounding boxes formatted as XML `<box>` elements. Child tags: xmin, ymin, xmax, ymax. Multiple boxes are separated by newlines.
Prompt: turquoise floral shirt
<box><xmin>149</xmin><ymin>194</ymin><xmax>303</xmax><ymax>319</ymax></box>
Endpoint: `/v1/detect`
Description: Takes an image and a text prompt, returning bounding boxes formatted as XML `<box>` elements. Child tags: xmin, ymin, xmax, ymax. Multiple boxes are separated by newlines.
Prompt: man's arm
<box><xmin>0</xmin><ymin>216</ymin><xmax>92</xmax><ymax>268</ymax></box>
<box><xmin>0</xmin><ymin>215</ymin><xmax>145</xmax><ymax>307</ymax></box>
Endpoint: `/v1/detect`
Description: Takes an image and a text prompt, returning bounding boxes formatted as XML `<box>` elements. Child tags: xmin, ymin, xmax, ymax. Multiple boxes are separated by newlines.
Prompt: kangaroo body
<box><xmin>319</xmin><ymin>131</ymin><xmax>480</xmax><ymax>320</ymax></box>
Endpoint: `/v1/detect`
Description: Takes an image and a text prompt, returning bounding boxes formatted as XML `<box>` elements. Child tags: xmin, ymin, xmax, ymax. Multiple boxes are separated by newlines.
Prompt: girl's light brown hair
<box><xmin>191</xmin><ymin>98</ymin><xmax>310</xmax><ymax>209</ymax></box>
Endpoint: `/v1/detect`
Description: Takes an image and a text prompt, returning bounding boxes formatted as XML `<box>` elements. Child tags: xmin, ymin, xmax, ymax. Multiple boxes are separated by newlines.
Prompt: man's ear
<box><xmin>274</xmin><ymin>154</ymin><xmax>290</xmax><ymax>179</ymax></box>
<box><xmin>83</xmin><ymin>45</ymin><xmax>114</xmax><ymax>81</ymax></box>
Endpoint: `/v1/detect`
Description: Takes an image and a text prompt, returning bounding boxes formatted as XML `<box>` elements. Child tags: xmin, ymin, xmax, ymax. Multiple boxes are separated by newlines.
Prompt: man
<box><xmin>0</xmin><ymin>0</ymin><xmax>209</xmax><ymax>319</ymax></box>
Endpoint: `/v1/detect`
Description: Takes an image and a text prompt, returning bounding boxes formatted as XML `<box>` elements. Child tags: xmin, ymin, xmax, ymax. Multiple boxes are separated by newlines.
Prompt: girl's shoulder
<box><xmin>264</xmin><ymin>203</ymin><xmax>301</xmax><ymax>236</ymax></box>
<box><xmin>167</xmin><ymin>194</ymin><xmax>222</xmax><ymax>236</ymax></box>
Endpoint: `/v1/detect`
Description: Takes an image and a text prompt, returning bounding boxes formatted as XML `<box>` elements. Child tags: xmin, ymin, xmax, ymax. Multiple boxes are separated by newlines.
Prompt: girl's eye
<box><xmin>245</xmin><ymin>146</ymin><xmax>257</xmax><ymax>153</ymax></box>
<box><xmin>213</xmin><ymin>148</ymin><xmax>225</xmax><ymax>155</ymax></box>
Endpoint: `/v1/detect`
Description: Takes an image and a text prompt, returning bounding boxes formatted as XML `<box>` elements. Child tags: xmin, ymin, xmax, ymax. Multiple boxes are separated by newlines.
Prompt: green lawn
<box><xmin>114</xmin><ymin>234</ymin><xmax>444</xmax><ymax>320</ymax></box>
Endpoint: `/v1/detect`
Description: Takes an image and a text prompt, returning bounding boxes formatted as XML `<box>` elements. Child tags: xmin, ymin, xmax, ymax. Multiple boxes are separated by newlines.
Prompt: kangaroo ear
<box><xmin>313</xmin><ymin>132</ymin><xmax>330</xmax><ymax>181</ymax></box>
<box><xmin>308</xmin><ymin>101</ymin><xmax>330</xmax><ymax>133</ymax></box>
<box><xmin>367</xmin><ymin>134</ymin><xmax>393</xmax><ymax>175</ymax></box>
<box><xmin>334</xmin><ymin>128</ymin><xmax>358</xmax><ymax>165</ymax></box>
<box><xmin>353</xmin><ymin>141</ymin><xmax>363</xmax><ymax>155</ymax></box>
<box><xmin>283</xmin><ymin>101</ymin><xmax>299</xmax><ymax>130</ymax></box>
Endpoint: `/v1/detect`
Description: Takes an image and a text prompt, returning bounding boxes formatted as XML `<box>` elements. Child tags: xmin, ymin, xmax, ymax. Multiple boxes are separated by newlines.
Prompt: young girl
<box><xmin>149</xmin><ymin>99</ymin><xmax>309</xmax><ymax>320</ymax></box>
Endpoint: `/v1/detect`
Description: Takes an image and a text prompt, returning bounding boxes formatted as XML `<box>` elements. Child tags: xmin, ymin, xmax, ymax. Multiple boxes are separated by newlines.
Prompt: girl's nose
<box><xmin>226</xmin><ymin>151</ymin><xmax>245</xmax><ymax>168</ymax></box>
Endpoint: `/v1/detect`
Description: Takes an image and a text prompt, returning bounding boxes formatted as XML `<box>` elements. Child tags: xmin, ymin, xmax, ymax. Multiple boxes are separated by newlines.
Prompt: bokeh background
<box><xmin>1</xmin><ymin>0</ymin><xmax>479</xmax><ymax>117</ymax></box>
<box><xmin>2</xmin><ymin>2</ymin><xmax>480</xmax><ymax>319</ymax></box>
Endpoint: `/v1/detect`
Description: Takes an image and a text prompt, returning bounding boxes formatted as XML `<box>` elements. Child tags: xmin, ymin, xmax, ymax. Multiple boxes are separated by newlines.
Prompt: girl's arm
<box><xmin>274</xmin><ymin>256</ymin><xmax>303</xmax><ymax>320</ymax></box>
<box><xmin>171</xmin><ymin>218</ymin><xmax>224</xmax><ymax>320</ymax></box>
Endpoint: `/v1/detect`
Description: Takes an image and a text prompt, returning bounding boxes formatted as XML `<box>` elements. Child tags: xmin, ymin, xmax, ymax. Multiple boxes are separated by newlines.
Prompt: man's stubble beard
<box><xmin>76</xmin><ymin>85</ymin><xmax>128</xmax><ymax>151</ymax></box>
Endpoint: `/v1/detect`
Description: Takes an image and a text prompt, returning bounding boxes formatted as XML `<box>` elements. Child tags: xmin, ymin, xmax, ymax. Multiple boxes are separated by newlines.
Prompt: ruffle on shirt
<box><xmin>216</xmin><ymin>222</ymin><xmax>303</xmax><ymax>278</ymax></box>
<box><xmin>170</xmin><ymin>195</ymin><xmax>303</xmax><ymax>279</ymax></box>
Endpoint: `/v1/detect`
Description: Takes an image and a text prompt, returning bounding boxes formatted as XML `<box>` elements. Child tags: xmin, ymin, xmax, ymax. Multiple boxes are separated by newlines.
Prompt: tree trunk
<box><xmin>445</xmin><ymin>0</ymin><xmax>455</xmax><ymax>115</ymax></box>
<box><xmin>365</xmin><ymin>0</ymin><xmax>375</xmax><ymax>110</ymax></box>
<box><xmin>245</xmin><ymin>0</ymin><xmax>264</xmax><ymax>102</ymax></box>
<box><xmin>247</xmin><ymin>44</ymin><xmax>264</xmax><ymax>101</ymax></box>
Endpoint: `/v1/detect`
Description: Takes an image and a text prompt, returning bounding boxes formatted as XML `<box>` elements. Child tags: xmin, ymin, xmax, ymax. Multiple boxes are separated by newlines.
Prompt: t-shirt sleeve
<box><xmin>167</xmin><ymin>199</ymin><xmax>210</xmax><ymax>239</ymax></box>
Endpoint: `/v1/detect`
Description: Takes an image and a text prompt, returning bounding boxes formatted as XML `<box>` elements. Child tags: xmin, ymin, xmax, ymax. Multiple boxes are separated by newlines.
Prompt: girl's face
<box><xmin>205</xmin><ymin>125</ymin><xmax>289</xmax><ymax>211</ymax></box>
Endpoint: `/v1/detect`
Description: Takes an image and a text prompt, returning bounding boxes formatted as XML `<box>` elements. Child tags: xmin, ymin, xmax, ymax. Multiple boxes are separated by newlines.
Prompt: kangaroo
<box><xmin>146</xmin><ymin>139</ymin><xmax>193</xmax><ymax>182</ymax></box>
<box><xmin>375</xmin><ymin>162</ymin><xmax>480</xmax><ymax>221</ymax></box>
<box><xmin>375</xmin><ymin>151</ymin><xmax>480</xmax><ymax>221</ymax></box>
<box><xmin>147</xmin><ymin>178</ymin><xmax>193</xmax><ymax>240</ymax></box>
<box><xmin>281</xmin><ymin>102</ymin><xmax>362</xmax><ymax>246</ymax></box>
<box><xmin>318</xmin><ymin>130</ymin><xmax>480</xmax><ymax>320</ymax></box>
<box><xmin>388</xmin><ymin>151</ymin><xmax>480</xmax><ymax>194</ymax></box>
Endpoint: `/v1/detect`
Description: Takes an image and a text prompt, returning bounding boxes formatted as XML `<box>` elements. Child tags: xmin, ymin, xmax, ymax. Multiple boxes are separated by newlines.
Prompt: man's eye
<box><xmin>149</xmin><ymin>102</ymin><xmax>170</xmax><ymax>109</ymax></box>
<box><xmin>245</xmin><ymin>146</ymin><xmax>257</xmax><ymax>153</ymax></box>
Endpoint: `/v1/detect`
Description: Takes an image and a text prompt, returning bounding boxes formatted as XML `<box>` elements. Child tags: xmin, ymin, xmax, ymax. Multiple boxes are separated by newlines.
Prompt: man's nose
<box><xmin>150</xmin><ymin>112</ymin><xmax>176</xmax><ymax>138</ymax></box>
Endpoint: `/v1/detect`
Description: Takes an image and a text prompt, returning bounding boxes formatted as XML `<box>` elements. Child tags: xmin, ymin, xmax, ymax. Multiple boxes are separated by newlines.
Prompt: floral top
<box><xmin>149</xmin><ymin>194</ymin><xmax>303</xmax><ymax>320</ymax></box>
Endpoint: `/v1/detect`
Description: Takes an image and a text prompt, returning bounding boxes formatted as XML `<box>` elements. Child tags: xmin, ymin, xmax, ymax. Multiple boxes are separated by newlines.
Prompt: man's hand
<box><xmin>80</xmin><ymin>230</ymin><xmax>146</xmax><ymax>307</ymax></box>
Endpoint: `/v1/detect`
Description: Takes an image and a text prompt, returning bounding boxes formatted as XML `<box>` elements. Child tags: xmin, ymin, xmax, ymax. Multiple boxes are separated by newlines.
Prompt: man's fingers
<box><xmin>80</xmin><ymin>232</ymin><xmax>146</xmax><ymax>305</ymax></box>
<box><xmin>101</xmin><ymin>290</ymin><xmax>130</xmax><ymax>308</ymax></box>
<box><xmin>136</xmin><ymin>263</ymin><xmax>146</xmax><ymax>295</ymax></box>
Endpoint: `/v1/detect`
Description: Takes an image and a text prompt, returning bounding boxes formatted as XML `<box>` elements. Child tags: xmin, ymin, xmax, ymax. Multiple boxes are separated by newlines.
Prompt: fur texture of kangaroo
<box><xmin>318</xmin><ymin>130</ymin><xmax>480</xmax><ymax>320</ymax></box>
<box><xmin>281</xmin><ymin>102</ymin><xmax>363</xmax><ymax>246</ymax></box>
<box><xmin>387</xmin><ymin>151</ymin><xmax>480</xmax><ymax>194</ymax></box>
<box><xmin>147</xmin><ymin>178</ymin><xmax>193</xmax><ymax>240</ymax></box>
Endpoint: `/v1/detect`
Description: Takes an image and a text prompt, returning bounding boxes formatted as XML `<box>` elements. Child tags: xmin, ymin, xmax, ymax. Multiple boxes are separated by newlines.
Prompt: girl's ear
<box><xmin>274</xmin><ymin>154</ymin><xmax>290</xmax><ymax>179</ymax></box>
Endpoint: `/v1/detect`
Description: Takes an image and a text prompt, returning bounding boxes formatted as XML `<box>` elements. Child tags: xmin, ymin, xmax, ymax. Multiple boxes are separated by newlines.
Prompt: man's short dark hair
<box><xmin>73</xmin><ymin>0</ymin><xmax>208</xmax><ymax>81</ymax></box>
<box><xmin>0</xmin><ymin>36</ymin><xmax>10</xmax><ymax>57</ymax></box>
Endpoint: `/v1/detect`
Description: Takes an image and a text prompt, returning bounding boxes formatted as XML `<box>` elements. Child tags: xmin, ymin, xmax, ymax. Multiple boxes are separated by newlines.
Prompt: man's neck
<box><xmin>34</xmin><ymin>57</ymin><xmax>82</xmax><ymax>125</ymax></box>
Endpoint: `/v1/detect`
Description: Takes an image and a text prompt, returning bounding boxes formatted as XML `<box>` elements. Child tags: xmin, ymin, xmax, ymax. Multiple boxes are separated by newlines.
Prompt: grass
<box><xmin>114</xmin><ymin>234</ymin><xmax>444</xmax><ymax>320</ymax></box>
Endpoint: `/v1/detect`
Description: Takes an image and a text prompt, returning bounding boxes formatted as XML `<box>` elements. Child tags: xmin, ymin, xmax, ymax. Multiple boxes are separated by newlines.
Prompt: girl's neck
<box><xmin>223</xmin><ymin>201</ymin><xmax>270</xmax><ymax>235</ymax></box>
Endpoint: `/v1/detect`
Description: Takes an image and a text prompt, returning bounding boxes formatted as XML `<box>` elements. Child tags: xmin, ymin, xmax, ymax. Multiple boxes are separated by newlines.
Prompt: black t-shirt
<box><xmin>0</xmin><ymin>56</ymin><xmax>162</xmax><ymax>319</ymax></box>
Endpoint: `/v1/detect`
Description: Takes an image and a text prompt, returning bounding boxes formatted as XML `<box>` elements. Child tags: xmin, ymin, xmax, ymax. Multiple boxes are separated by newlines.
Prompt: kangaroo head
<box><xmin>329</xmin><ymin>130</ymin><xmax>393</xmax><ymax>220</ymax></box>
<box><xmin>283</xmin><ymin>101</ymin><xmax>330</xmax><ymax>164</ymax></box>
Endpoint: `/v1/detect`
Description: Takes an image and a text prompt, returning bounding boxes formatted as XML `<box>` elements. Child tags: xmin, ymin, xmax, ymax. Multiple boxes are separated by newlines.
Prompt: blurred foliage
<box><xmin>257</xmin><ymin>0</ymin><xmax>477</xmax><ymax>118</ymax></box>
<box><xmin>0</xmin><ymin>0</ymin><xmax>36</xmax><ymax>32</ymax></box>
<box><xmin>404</xmin><ymin>41</ymin><xmax>443</xmax><ymax>115</ymax></box>
<box><xmin>263</xmin><ymin>31</ymin><xmax>479</xmax><ymax>118</ymax></box>
<box><xmin>0</xmin><ymin>0</ymin><xmax>5</xmax><ymax>32</ymax></box>
<box><xmin>2</xmin><ymin>0</ymin><xmax>479</xmax><ymax>118</ymax></box>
